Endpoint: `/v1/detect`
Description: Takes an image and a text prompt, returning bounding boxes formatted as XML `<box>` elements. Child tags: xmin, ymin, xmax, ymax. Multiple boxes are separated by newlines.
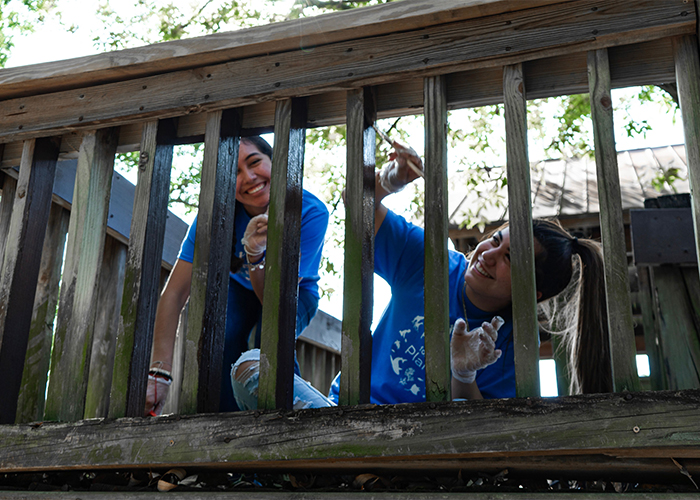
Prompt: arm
<box><xmin>145</xmin><ymin>259</ymin><xmax>192</xmax><ymax>415</ymax></box>
<box><xmin>452</xmin><ymin>378</ymin><xmax>484</xmax><ymax>400</ymax></box>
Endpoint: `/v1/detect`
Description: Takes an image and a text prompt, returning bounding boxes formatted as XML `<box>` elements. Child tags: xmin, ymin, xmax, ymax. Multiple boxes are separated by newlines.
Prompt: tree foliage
<box><xmin>0</xmin><ymin>0</ymin><xmax>56</xmax><ymax>67</ymax></box>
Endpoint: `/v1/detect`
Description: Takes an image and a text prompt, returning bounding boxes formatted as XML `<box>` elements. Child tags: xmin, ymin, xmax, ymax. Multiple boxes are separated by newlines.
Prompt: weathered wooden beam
<box><xmin>0</xmin><ymin>38</ymin><xmax>679</xmax><ymax>161</ymax></box>
<box><xmin>504</xmin><ymin>63</ymin><xmax>540</xmax><ymax>398</ymax></box>
<box><xmin>44</xmin><ymin>128</ymin><xmax>119</xmax><ymax>422</ymax></box>
<box><xmin>83</xmin><ymin>236</ymin><xmax>128</xmax><ymax>419</ymax></box>
<box><xmin>15</xmin><ymin>204</ymin><xmax>69</xmax><ymax>423</ymax></box>
<box><xmin>258</xmin><ymin>98</ymin><xmax>307</xmax><ymax>410</ymax></box>
<box><xmin>674</xmin><ymin>35</ymin><xmax>700</xmax><ymax>272</ymax></box>
<box><xmin>636</xmin><ymin>266</ymin><xmax>668</xmax><ymax>391</ymax></box>
<box><xmin>423</xmin><ymin>76</ymin><xmax>451</xmax><ymax>402</ymax></box>
<box><xmin>182</xmin><ymin>108</ymin><xmax>241</xmax><ymax>414</ymax></box>
<box><xmin>0</xmin><ymin>0</ymin><xmax>564</xmax><ymax>101</ymax></box>
<box><xmin>587</xmin><ymin>48</ymin><xmax>641</xmax><ymax>393</ymax></box>
<box><xmin>0</xmin><ymin>0</ymin><xmax>692</xmax><ymax>143</ymax></box>
<box><xmin>109</xmin><ymin>119</ymin><xmax>177</xmax><ymax>419</ymax></box>
<box><xmin>340</xmin><ymin>87</ymin><xmax>376</xmax><ymax>406</ymax></box>
<box><xmin>2</xmin><ymin>390</ymin><xmax>699</xmax><ymax>472</ymax></box>
<box><xmin>0</xmin><ymin>137</ymin><xmax>60</xmax><ymax>425</ymax></box>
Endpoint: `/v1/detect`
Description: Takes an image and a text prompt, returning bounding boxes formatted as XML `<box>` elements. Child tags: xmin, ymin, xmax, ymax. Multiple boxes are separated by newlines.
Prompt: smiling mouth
<box><xmin>246</xmin><ymin>182</ymin><xmax>266</xmax><ymax>195</ymax></box>
<box><xmin>473</xmin><ymin>260</ymin><xmax>493</xmax><ymax>279</ymax></box>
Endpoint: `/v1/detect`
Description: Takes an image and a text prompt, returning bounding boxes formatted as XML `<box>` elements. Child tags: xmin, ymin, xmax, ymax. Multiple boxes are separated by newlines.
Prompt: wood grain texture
<box><xmin>503</xmin><ymin>64</ymin><xmax>540</xmax><ymax>398</ymax></box>
<box><xmin>0</xmin><ymin>137</ymin><xmax>60</xmax><ymax>424</ymax></box>
<box><xmin>258</xmin><ymin>98</ymin><xmax>307</xmax><ymax>410</ymax></box>
<box><xmin>2</xmin><ymin>390</ymin><xmax>699</xmax><ymax>471</ymax></box>
<box><xmin>44</xmin><ymin>128</ymin><xmax>119</xmax><ymax>422</ymax></box>
<box><xmin>15</xmin><ymin>204</ymin><xmax>69</xmax><ymax>423</ymax></box>
<box><xmin>674</xmin><ymin>35</ymin><xmax>700</xmax><ymax>272</ymax></box>
<box><xmin>340</xmin><ymin>87</ymin><xmax>375</xmax><ymax>406</ymax></box>
<box><xmin>0</xmin><ymin>39</ymin><xmax>678</xmax><ymax>160</ymax></box>
<box><xmin>0</xmin><ymin>175</ymin><xmax>16</xmax><ymax>265</ymax></box>
<box><xmin>109</xmin><ymin>119</ymin><xmax>177</xmax><ymax>418</ymax></box>
<box><xmin>653</xmin><ymin>266</ymin><xmax>700</xmax><ymax>390</ymax></box>
<box><xmin>423</xmin><ymin>76</ymin><xmax>451</xmax><ymax>402</ymax></box>
<box><xmin>83</xmin><ymin>236</ymin><xmax>128</xmax><ymax>419</ymax></box>
<box><xmin>0</xmin><ymin>0</ymin><xmax>564</xmax><ymax>100</ymax></box>
<box><xmin>0</xmin><ymin>0</ymin><xmax>692</xmax><ymax>143</ymax></box>
<box><xmin>185</xmin><ymin>108</ymin><xmax>240</xmax><ymax>414</ymax></box>
<box><xmin>587</xmin><ymin>48</ymin><xmax>641</xmax><ymax>393</ymax></box>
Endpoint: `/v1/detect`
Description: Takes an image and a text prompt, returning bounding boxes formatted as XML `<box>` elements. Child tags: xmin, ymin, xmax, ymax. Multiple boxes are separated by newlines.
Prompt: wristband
<box><xmin>148</xmin><ymin>374</ymin><xmax>172</xmax><ymax>386</ymax></box>
<box><xmin>148</xmin><ymin>367</ymin><xmax>172</xmax><ymax>382</ymax></box>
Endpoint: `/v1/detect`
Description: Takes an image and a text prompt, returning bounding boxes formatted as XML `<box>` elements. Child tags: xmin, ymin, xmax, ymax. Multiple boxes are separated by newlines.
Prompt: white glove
<box><xmin>450</xmin><ymin>316</ymin><xmax>504</xmax><ymax>384</ymax></box>
<box><xmin>145</xmin><ymin>374</ymin><xmax>172</xmax><ymax>417</ymax></box>
<box><xmin>241</xmin><ymin>213</ymin><xmax>268</xmax><ymax>260</ymax></box>
<box><xmin>379</xmin><ymin>141</ymin><xmax>423</xmax><ymax>193</ymax></box>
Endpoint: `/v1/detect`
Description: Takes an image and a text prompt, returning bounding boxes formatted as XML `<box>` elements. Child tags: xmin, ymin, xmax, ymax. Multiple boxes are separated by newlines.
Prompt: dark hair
<box><xmin>530</xmin><ymin>219</ymin><xmax>611</xmax><ymax>395</ymax></box>
<box><xmin>230</xmin><ymin>136</ymin><xmax>273</xmax><ymax>274</ymax></box>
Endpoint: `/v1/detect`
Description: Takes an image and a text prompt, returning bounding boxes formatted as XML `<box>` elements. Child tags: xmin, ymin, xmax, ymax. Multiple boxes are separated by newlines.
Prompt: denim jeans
<box><xmin>231</xmin><ymin>349</ymin><xmax>336</xmax><ymax>410</ymax></box>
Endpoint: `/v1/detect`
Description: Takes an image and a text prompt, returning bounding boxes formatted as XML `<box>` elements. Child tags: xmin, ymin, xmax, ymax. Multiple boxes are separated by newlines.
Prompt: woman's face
<box><xmin>236</xmin><ymin>140</ymin><xmax>272</xmax><ymax>215</ymax></box>
<box><xmin>464</xmin><ymin>227</ymin><xmax>513</xmax><ymax>312</ymax></box>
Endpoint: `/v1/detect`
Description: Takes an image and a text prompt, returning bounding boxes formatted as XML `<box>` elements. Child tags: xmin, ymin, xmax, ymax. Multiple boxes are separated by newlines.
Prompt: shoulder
<box><xmin>301</xmin><ymin>189</ymin><xmax>329</xmax><ymax>222</ymax></box>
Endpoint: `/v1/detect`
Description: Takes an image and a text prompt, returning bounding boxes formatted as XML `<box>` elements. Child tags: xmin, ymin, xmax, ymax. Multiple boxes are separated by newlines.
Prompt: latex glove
<box><xmin>450</xmin><ymin>316</ymin><xmax>504</xmax><ymax>384</ymax></box>
<box><xmin>241</xmin><ymin>213</ymin><xmax>268</xmax><ymax>260</ymax></box>
<box><xmin>144</xmin><ymin>374</ymin><xmax>172</xmax><ymax>417</ymax></box>
<box><xmin>379</xmin><ymin>140</ymin><xmax>424</xmax><ymax>193</ymax></box>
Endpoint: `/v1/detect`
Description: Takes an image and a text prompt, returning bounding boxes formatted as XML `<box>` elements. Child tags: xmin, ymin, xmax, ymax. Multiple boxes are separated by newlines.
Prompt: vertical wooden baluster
<box><xmin>0</xmin><ymin>175</ymin><xmax>17</xmax><ymax>265</ymax></box>
<box><xmin>587</xmin><ymin>49</ymin><xmax>641</xmax><ymax>393</ymax></box>
<box><xmin>44</xmin><ymin>127</ymin><xmax>119</xmax><ymax>422</ymax></box>
<box><xmin>84</xmin><ymin>236</ymin><xmax>128</xmax><ymax>419</ymax></box>
<box><xmin>110</xmin><ymin>118</ymin><xmax>177</xmax><ymax>418</ymax></box>
<box><xmin>0</xmin><ymin>136</ymin><xmax>60</xmax><ymax>424</ymax></box>
<box><xmin>423</xmin><ymin>76</ymin><xmax>450</xmax><ymax>402</ymax></box>
<box><xmin>340</xmin><ymin>87</ymin><xmax>376</xmax><ymax>406</ymax></box>
<box><xmin>180</xmin><ymin>108</ymin><xmax>241</xmax><ymax>414</ymax></box>
<box><xmin>163</xmin><ymin>304</ymin><xmax>188</xmax><ymax>415</ymax></box>
<box><xmin>636</xmin><ymin>266</ymin><xmax>667</xmax><ymax>391</ymax></box>
<box><xmin>258</xmin><ymin>97</ymin><xmax>307</xmax><ymax>410</ymax></box>
<box><xmin>504</xmin><ymin>63</ymin><xmax>540</xmax><ymax>398</ymax></box>
<box><xmin>16</xmin><ymin>204</ymin><xmax>69</xmax><ymax>423</ymax></box>
<box><xmin>674</xmin><ymin>35</ymin><xmax>700</xmax><ymax>271</ymax></box>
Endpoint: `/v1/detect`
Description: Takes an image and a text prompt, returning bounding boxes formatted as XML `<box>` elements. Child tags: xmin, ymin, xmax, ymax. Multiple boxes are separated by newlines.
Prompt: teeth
<box><xmin>474</xmin><ymin>260</ymin><xmax>492</xmax><ymax>279</ymax></box>
<box><xmin>247</xmin><ymin>183</ymin><xmax>265</xmax><ymax>195</ymax></box>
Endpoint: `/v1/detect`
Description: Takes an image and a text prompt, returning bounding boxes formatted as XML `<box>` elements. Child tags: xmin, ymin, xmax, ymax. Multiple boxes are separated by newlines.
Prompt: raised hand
<box><xmin>450</xmin><ymin>316</ymin><xmax>504</xmax><ymax>384</ymax></box>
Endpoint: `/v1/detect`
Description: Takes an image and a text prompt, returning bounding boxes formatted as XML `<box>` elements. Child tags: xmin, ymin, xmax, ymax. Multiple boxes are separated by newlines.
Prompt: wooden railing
<box><xmin>1</xmin><ymin>0</ymin><xmax>699</xmax><ymax>488</ymax></box>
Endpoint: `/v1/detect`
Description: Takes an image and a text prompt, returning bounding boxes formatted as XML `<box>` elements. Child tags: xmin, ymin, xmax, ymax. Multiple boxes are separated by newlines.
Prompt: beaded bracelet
<box><xmin>246</xmin><ymin>252</ymin><xmax>266</xmax><ymax>271</ymax></box>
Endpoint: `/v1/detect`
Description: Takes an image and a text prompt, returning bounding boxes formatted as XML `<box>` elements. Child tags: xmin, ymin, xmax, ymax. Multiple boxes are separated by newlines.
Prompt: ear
<box><xmin>536</xmin><ymin>290</ymin><xmax>543</xmax><ymax>301</ymax></box>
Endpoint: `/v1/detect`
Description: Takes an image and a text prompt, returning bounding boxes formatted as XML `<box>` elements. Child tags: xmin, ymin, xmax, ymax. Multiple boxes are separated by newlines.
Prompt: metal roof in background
<box><xmin>448</xmin><ymin>144</ymin><xmax>689</xmax><ymax>229</ymax></box>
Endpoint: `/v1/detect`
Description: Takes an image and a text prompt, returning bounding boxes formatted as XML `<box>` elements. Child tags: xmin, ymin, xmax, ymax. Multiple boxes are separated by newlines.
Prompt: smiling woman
<box><xmin>323</xmin><ymin>141</ymin><xmax>611</xmax><ymax>405</ymax></box>
<box><xmin>144</xmin><ymin>135</ymin><xmax>329</xmax><ymax>415</ymax></box>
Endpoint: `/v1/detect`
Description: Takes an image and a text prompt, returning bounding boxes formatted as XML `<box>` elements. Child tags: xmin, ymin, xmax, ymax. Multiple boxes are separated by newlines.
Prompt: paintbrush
<box><xmin>371</xmin><ymin>123</ymin><xmax>424</xmax><ymax>179</ymax></box>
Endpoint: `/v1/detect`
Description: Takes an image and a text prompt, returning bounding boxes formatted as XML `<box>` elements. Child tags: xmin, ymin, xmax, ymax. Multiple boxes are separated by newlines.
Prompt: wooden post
<box><xmin>587</xmin><ymin>48</ymin><xmax>641</xmax><ymax>393</ymax></box>
<box><xmin>110</xmin><ymin>118</ymin><xmax>177</xmax><ymax>418</ymax></box>
<box><xmin>340</xmin><ymin>87</ymin><xmax>375</xmax><ymax>406</ymax></box>
<box><xmin>15</xmin><ymin>204</ymin><xmax>69</xmax><ymax>423</ymax></box>
<box><xmin>162</xmin><ymin>304</ymin><xmax>187</xmax><ymax>415</ymax></box>
<box><xmin>84</xmin><ymin>236</ymin><xmax>128</xmax><ymax>419</ymax></box>
<box><xmin>258</xmin><ymin>98</ymin><xmax>307</xmax><ymax>410</ymax></box>
<box><xmin>423</xmin><ymin>75</ymin><xmax>450</xmax><ymax>402</ymax></box>
<box><xmin>0</xmin><ymin>175</ymin><xmax>17</xmax><ymax>265</ymax></box>
<box><xmin>44</xmin><ymin>127</ymin><xmax>119</xmax><ymax>422</ymax></box>
<box><xmin>503</xmin><ymin>63</ymin><xmax>540</xmax><ymax>398</ymax></box>
<box><xmin>180</xmin><ymin>108</ymin><xmax>241</xmax><ymax>414</ymax></box>
<box><xmin>0</xmin><ymin>136</ymin><xmax>60</xmax><ymax>425</ymax></box>
<box><xmin>674</xmin><ymin>35</ymin><xmax>700</xmax><ymax>272</ymax></box>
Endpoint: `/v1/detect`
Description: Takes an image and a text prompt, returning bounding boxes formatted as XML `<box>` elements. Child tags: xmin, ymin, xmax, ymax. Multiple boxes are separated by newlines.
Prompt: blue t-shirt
<box><xmin>178</xmin><ymin>189</ymin><xmax>329</xmax><ymax>298</ymax></box>
<box><xmin>329</xmin><ymin>209</ymin><xmax>515</xmax><ymax>404</ymax></box>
